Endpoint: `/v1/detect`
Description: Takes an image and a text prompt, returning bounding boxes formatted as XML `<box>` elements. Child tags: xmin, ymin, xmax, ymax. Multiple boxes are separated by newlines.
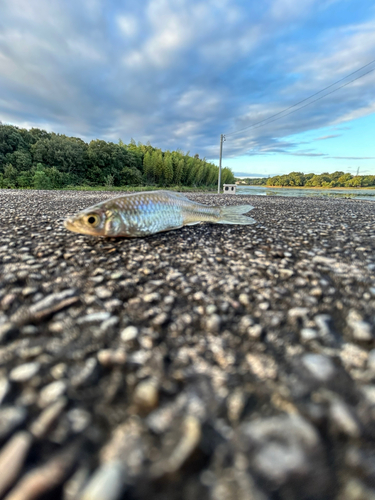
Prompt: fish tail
<box><xmin>217</xmin><ymin>204</ymin><xmax>256</xmax><ymax>225</ymax></box>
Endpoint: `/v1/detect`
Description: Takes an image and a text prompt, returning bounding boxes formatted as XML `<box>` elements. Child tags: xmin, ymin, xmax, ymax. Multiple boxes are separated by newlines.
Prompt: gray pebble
<box><xmin>302</xmin><ymin>353</ymin><xmax>335</xmax><ymax>382</ymax></box>
<box><xmin>77</xmin><ymin>312</ymin><xmax>111</xmax><ymax>324</ymax></box>
<box><xmin>0</xmin><ymin>406</ymin><xmax>27</xmax><ymax>439</ymax></box>
<box><xmin>80</xmin><ymin>461</ymin><xmax>126</xmax><ymax>500</ymax></box>
<box><xmin>300</xmin><ymin>328</ymin><xmax>318</xmax><ymax>341</ymax></box>
<box><xmin>10</xmin><ymin>362</ymin><xmax>41</xmax><ymax>383</ymax></box>
<box><xmin>347</xmin><ymin>310</ymin><xmax>373</xmax><ymax>341</ymax></box>
<box><xmin>368</xmin><ymin>350</ymin><xmax>375</xmax><ymax>372</ymax></box>
<box><xmin>39</xmin><ymin>380</ymin><xmax>67</xmax><ymax>408</ymax></box>
<box><xmin>0</xmin><ymin>377</ymin><xmax>10</xmax><ymax>404</ymax></box>
<box><xmin>120</xmin><ymin>326</ymin><xmax>139</xmax><ymax>342</ymax></box>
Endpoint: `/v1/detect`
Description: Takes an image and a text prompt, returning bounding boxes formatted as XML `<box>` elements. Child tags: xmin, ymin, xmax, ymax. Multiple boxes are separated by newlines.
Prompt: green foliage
<box><xmin>162</xmin><ymin>153</ymin><xmax>174</xmax><ymax>186</ymax></box>
<box><xmin>243</xmin><ymin>171</ymin><xmax>375</xmax><ymax>188</ymax></box>
<box><xmin>0</xmin><ymin>123</ymin><xmax>234</xmax><ymax>190</ymax></box>
<box><xmin>3</xmin><ymin>164</ymin><xmax>18</xmax><ymax>187</ymax></box>
<box><xmin>33</xmin><ymin>164</ymin><xmax>52</xmax><ymax>190</ymax></box>
<box><xmin>122</xmin><ymin>167</ymin><xmax>143</xmax><ymax>186</ymax></box>
<box><xmin>104</xmin><ymin>174</ymin><xmax>115</xmax><ymax>187</ymax></box>
<box><xmin>221</xmin><ymin>167</ymin><xmax>235</xmax><ymax>186</ymax></box>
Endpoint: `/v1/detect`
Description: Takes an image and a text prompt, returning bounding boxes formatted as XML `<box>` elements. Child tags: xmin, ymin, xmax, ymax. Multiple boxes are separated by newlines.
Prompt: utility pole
<box><xmin>218</xmin><ymin>134</ymin><xmax>225</xmax><ymax>194</ymax></box>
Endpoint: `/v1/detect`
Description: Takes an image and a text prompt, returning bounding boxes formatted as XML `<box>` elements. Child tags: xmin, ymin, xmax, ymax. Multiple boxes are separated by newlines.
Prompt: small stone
<box><xmin>77</xmin><ymin>312</ymin><xmax>111</xmax><ymax>324</ymax></box>
<box><xmin>340</xmin><ymin>343</ymin><xmax>368</xmax><ymax>370</ymax></box>
<box><xmin>80</xmin><ymin>461</ymin><xmax>126</xmax><ymax>500</ymax></box>
<box><xmin>0</xmin><ymin>377</ymin><xmax>10</xmax><ymax>404</ymax></box>
<box><xmin>205</xmin><ymin>314</ymin><xmax>221</xmax><ymax>333</ymax></box>
<box><xmin>95</xmin><ymin>287</ymin><xmax>112</xmax><ymax>299</ymax></box>
<box><xmin>288</xmin><ymin>308</ymin><xmax>309</xmax><ymax>321</ymax></box>
<box><xmin>295</xmin><ymin>277</ymin><xmax>307</xmax><ymax>287</ymax></box>
<box><xmin>329</xmin><ymin>398</ymin><xmax>360</xmax><ymax>438</ymax></box>
<box><xmin>100</xmin><ymin>316</ymin><xmax>119</xmax><ymax>334</ymax></box>
<box><xmin>347</xmin><ymin>310</ymin><xmax>373</xmax><ymax>341</ymax></box>
<box><xmin>21</xmin><ymin>325</ymin><xmax>39</xmax><ymax>335</ymax></box>
<box><xmin>206</xmin><ymin>304</ymin><xmax>217</xmax><ymax>315</ymax></box>
<box><xmin>248</xmin><ymin>324</ymin><xmax>263</xmax><ymax>339</ymax></box>
<box><xmin>151</xmin><ymin>415</ymin><xmax>201</xmax><ymax>477</ymax></box>
<box><xmin>0</xmin><ymin>406</ymin><xmax>27</xmax><ymax>439</ymax></box>
<box><xmin>300</xmin><ymin>328</ymin><xmax>318</xmax><ymax>341</ymax></box>
<box><xmin>246</xmin><ymin>353</ymin><xmax>277</xmax><ymax>380</ymax></box>
<box><xmin>314</xmin><ymin>314</ymin><xmax>333</xmax><ymax>336</ymax></box>
<box><xmin>302</xmin><ymin>353</ymin><xmax>335</xmax><ymax>382</ymax></box>
<box><xmin>39</xmin><ymin>380</ymin><xmax>67</xmax><ymax>408</ymax></box>
<box><xmin>340</xmin><ymin>478</ymin><xmax>375</xmax><ymax>500</ymax></box>
<box><xmin>110</xmin><ymin>271</ymin><xmax>125</xmax><ymax>280</ymax></box>
<box><xmin>30</xmin><ymin>398</ymin><xmax>67</xmax><ymax>439</ymax></box>
<box><xmin>97</xmin><ymin>349</ymin><xmax>127</xmax><ymax>366</ymax></box>
<box><xmin>239</xmin><ymin>293</ymin><xmax>250</xmax><ymax>306</ymax></box>
<box><xmin>22</xmin><ymin>286</ymin><xmax>38</xmax><ymax>296</ymax></box>
<box><xmin>0</xmin><ymin>431</ymin><xmax>33</xmax><ymax>497</ymax></box>
<box><xmin>360</xmin><ymin>385</ymin><xmax>375</xmax><ymax>406</ymax></box>
<box><xmin>133</xmin><ymin>379</ymin><xmax>159</xmax><ymax>412</ymax></box>
<box><xmin>51</xmin><ymin>363</ymin><xmax>68</xmax><ymax>379</ymax></box>
<box><xmin>310</xmin><ymin>287</ymin><xmax>323</xmax><ymax>297</ymax></box>
<box><xmin>10</xmin><ymin>362</ymin><xmax>41</xmax><ymax>383</ymax></box>
<box><xmin>3</xmin><ymin>441</ymin><xmax>80</xmax><ymax>499</ymax></box>
<box><xmin>239</xmin><ymin>414</ymin><xmax>328</xmax><ymax>495</ymax></box>
<box><xmin>239</xmin><ymin>315</ymin><xmax>254</xmax><ymax>333</ymax></box>
<box><xmin>368</xmin><ymin>350</ymin><xmax>375</xmax><ymax>372</ymax></box>
<box><xmin>64</xmin><ymin>465</ymin><xmax>91</xmax><ymax>500</ymax></box>
<box><xmin>71</xmin><ymin>358</ymin><xmax>98</xmax><ymax>387</ymax></box>
<box><xmin>143</xmin><ymin>292</ymin><xmax>161</xmax><ymax>303</ymax></box>
<box><xmin>279</xmin><ymin>269</ymin><xmax>294</xmax><ymax>278</ymax></box>
<box><xmin>258</xmin><ymin>301</ymin><xmax>269</xmax><ymax>311</ymax></box>
<box><xmin>193</xmin><ymin>291</ymin><xmax>204</xmax><ymax>301</ymax></box>
<box><xmin>152</xmin><ymin>312</ymin><xmax>168</xmax><ymax>326</ymax></box>
<box><xmin>67</xmin><ymin>408</ymin><xmax>92</xmax><ymax>433</ymax></box>
<box><xmin>121</xmin><ymin>326</ymin><xmax>139</xmax><ymax>342</ymax></box>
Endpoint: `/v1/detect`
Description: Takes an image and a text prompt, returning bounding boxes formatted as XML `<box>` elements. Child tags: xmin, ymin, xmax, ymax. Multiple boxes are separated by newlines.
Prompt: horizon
<box><xmin>1</xmin><ymin>0</ymin><xmax>375</xmax><ymax>176</ymax></box>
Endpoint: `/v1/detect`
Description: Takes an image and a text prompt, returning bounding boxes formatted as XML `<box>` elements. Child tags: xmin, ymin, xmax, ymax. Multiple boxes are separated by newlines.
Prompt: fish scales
<box><xmin>64</xmin><ymin>190</ymin><xmax>256</xmax><ymax>238</ymax></box>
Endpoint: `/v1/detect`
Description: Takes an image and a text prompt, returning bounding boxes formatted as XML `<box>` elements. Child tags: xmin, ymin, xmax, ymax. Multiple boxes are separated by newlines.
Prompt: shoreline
<box><xmin>240</xmin><ymin>185</ymin><xmax>375</xmax><ymax>190</ymax></box>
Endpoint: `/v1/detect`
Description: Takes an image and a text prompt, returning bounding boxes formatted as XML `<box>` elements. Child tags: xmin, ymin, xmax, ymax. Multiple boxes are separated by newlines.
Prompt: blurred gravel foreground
<box><xmin>0</xmin><ymin>189</ymin><xmax>375</xmax><ymax>500</ymax></box>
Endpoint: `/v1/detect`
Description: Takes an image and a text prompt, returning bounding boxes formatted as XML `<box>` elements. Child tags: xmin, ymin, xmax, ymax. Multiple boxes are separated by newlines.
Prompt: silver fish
<box><xmin>64</xmin><ymin>190</ymin><xmax>256</xmax><ymax>237</ymax></box>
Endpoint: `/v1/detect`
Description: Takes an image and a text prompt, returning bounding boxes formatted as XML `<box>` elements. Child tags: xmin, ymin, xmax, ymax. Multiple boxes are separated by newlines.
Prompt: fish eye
<box><xmin>85</xmin><ymin>213</ymin><xmax>100</xmax><ymax>226</ymax></box>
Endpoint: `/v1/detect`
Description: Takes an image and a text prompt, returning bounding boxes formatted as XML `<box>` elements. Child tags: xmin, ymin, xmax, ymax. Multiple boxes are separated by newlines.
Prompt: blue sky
<box><xmin>0</xmin><ymin>0</ymin><xmax>374</xmax><ymax>176</ymax></box>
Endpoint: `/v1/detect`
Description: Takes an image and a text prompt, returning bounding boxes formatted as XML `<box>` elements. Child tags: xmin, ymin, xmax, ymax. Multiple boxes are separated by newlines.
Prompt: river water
<box><xmin>236</xmin><ymin>185</ymin><xmax>375</xmax><ymax>201</ymax></box>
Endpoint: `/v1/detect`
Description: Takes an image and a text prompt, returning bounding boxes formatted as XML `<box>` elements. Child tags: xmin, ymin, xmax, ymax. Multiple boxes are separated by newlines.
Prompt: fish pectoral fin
<box><xmin>185</xmin><ymin>221</ymin><xmax>201</xmax><ymax>226</ymax></box>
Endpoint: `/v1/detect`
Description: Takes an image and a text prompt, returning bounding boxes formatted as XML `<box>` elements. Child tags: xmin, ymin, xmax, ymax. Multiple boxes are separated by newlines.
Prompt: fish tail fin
<box><xmin>217</xmin><ymin>205</ymin><xmax>256</xmax><ymax>225</ymax></box>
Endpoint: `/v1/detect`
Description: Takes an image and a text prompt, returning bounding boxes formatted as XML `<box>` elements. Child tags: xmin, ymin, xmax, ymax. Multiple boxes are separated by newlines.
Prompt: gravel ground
<box><xmin>0</xmin><ymin>189</ymin><xmax>375</xmax><ymax>500</ymax></box>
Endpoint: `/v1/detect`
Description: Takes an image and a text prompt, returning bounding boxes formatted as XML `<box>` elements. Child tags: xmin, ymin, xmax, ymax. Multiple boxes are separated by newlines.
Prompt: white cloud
<box><xmin>117</xmin><ymin>15</ymin><xmax>139</xmax><ymax>38</ymax></box>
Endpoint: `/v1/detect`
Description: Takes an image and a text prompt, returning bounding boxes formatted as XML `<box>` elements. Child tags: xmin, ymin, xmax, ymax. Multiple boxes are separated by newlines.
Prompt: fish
<box><xmin>64</xmin><ymin>190</ymin><xmax>256</xmax><ymax>238</ymax></box>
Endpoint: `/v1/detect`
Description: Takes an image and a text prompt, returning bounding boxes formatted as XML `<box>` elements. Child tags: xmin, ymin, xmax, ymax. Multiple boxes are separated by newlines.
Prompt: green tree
<box><xmin>174</xmin><ymin>159</ymin><xmax>184</xmax><ymax>185</ymax></box>
<box><xmin>33</xmin><ymin>164</ymin><xmax>52</xmax><ymax>190</ymax></box>
<box><xmin>2</xmin><ymin>164</ymin><xmax>18</xmax><ymax>188</ymax></box>
<box><xmin>143</xmin><ymin>151</ymin><xmax>154</xmax><ymax>183</ymax></box>
<box><xmin>162</xmin><ymin>153</ymin><xmax>174</xmax><ymax>186</ymax></box>
<box><xmin>121</xmin><ymin>167</ymin><xmax>143</xmax><ymax>186</ymax></box>
<box><xmin>17</xmin><ymin>171</ymin><xmax>33</xmax><ymax>188</ymax></box>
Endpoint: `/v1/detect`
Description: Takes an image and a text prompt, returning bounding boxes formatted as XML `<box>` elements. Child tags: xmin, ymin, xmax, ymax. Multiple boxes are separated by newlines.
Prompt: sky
<box><xmin>0</xmin><ymin>0</ymin><xmax>375</xmax><ymax>177</ymax></box>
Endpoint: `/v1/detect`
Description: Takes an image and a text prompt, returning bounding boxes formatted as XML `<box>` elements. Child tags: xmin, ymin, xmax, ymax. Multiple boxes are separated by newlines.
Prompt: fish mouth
<box><xmin>63</xmin><ymin>217</ymin><xmax>102</xmax><ymax>237</ymax></box>
<box><xmin>64</xmin><ymin>218</ymin><xmax>88</xmax><ymax>235</ymax></box>
<box><xmin>63</xmin><ymin>218</ymin><xmax>79</xmax><ymax>233</ymax></box>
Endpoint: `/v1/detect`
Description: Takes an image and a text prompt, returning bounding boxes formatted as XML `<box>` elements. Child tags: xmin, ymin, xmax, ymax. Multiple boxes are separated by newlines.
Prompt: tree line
<box><xmin>0</xmin><ymin>124</ymin><xmax>235</xmax><ymax>189</ymax></box>
<box><xmin>241</xmin><ymin>171</ymin><xmax>375</xmax><ymax>188</ymax></box>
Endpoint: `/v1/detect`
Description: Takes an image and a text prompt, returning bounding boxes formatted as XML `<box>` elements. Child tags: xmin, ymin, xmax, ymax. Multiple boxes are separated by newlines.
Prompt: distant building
<box><xmin>223</xmin><ymin>184</ymin><xmax>236</xmax><ymax>194</ymax></box>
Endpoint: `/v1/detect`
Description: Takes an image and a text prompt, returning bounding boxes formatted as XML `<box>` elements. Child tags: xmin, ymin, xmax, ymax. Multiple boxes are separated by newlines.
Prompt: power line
<box><xmin>225</xmin><ymin>58</ymin><xmax>375</xmax><ymax>136</ymax></box>
<box><xmin>245</xmin><ymin>67</ymin><xmax>375</xmax><ymax>133</ymax></box>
